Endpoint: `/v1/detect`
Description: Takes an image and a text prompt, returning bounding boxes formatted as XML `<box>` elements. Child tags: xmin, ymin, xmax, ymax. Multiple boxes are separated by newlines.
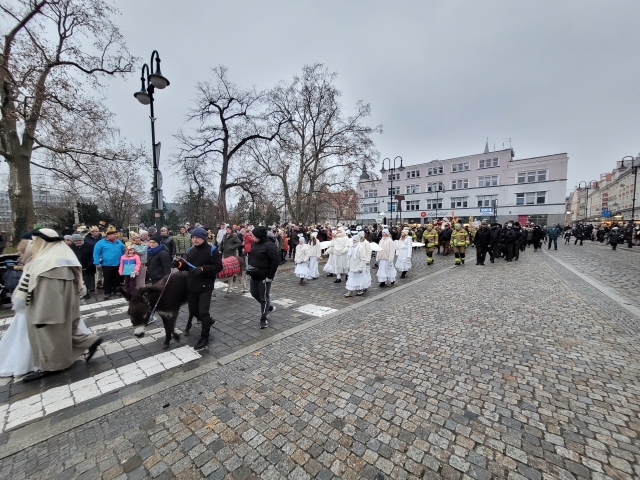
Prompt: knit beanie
<box><xmin>253</xmin><ymin>226</ymin><xmax>268</xmax><ymax>241</ymax></box>
<box><xmin>190</xmin><ymin>227</ymin><xmax>207</xmax><ymax>241</ymax></box>
<box><xmin>149</xmin><ymin>234</ymin><xmax>163</xmax><ymax>244</ymax></box>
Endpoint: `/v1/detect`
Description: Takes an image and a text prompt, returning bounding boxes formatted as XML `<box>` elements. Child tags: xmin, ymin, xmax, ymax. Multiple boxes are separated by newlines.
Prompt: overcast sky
<box><xmin>103</xmin><ymin>0</ymin><xmax>640</xmax><ymax>201</ymax></box>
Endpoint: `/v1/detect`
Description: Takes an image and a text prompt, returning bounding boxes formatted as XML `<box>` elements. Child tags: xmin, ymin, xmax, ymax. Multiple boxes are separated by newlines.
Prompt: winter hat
<box><xmin>191</xmin><ymin>227</ymin><xmax>208</xmax><ymax>241</ymax></box>
<box><xmin>70</xmin><ymin>234</ymin><xmax>84</xmax><ymax>242</ymax></box>
<box><xmin>382</xmin><ymin>228</ymin><xmax>390</xmax><ymax>235</ymax></box>
<box><xmin>149</xmin><ymin>234</ymin><xmax>163</xmax><ymax>244</ymax></box>
<box><xmin>298</xmin><ymin>234</ymin><xmax>306</xmax><ymax>243</ymax></box>
<box><xmin>64</xmin><ymin>235</ymin><xmax>72</xmax><ymax>241</ymax></box>
<box><xmin>310</xmin><ymin>231</ymin><xmax>318</xmax><ymax>238</ymax></box>
<box><xmin>253</xmin><ymin>226</ymin><xmax>268</xmax><ymax>241</ymax></box>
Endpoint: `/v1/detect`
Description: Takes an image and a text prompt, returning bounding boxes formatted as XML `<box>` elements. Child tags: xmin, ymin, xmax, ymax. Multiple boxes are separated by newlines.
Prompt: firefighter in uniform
<box><xmin>422</xmin><ymin>224</ymin><xmax>438</xmax><ymax>265</ymax></box>
<box><xmin>451</xmin><ymin>223</ymin><xmax>470</xmax><ymax>265</ymax></box>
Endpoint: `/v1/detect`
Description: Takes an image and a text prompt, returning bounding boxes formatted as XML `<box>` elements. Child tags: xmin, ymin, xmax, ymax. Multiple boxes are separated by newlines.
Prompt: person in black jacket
<box><xmin>532</xmin><ymin>225</ymin><xmax>544</xmax><ymax>251</ymax></box>
<box><xmin>174</xmin><ymin>227</ymin><xmax>223</xmax><ymax>350</ymax></box>
<box><xmin>70</xmin><ymin>233</ymin><xmax>96</xmax><ymax>299</ymax></box>
<box><xmin>246</xmin><ymin>226</ymin><xmax>280</xmax><ymax>329</ymax></box>
<box><xmin>160</xmin><ymin>227</ymin><xmax>176</xmax><ymax>257</ymax></box>
<box><xmin>490</xmin><ymin>223</ymin><xmax>502</xmax><ymax>263</ymax></box>
<box><xmin>146</xmin><ymin>234</ymin><xmax>171</xmax><ymax>284</ymax></box>
<box><xmin>503</xmin><ymin>223</ymin><xmax>517</xmax><ymax>261</ymax></box>
<box><xmin>474</xmin><ymin>220</ymin><xmax>492</xmax><ymax>265</ymax></box>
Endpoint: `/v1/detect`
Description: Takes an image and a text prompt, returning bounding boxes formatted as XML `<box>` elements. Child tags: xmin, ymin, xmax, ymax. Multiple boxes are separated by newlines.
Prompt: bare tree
<box><xmin>263</xmin><ymin>63</ymin><xmax>381</xmax><ymax>224</ymax></box>
<box><xmin>0</xmin><ymin>0</ymin><xmax>136</xmax><ymax>241</ymax></box>
<box><xmin>175</xmin><ymin>66</ymin><xmax>286</xmax><ymax>223</ymax></box>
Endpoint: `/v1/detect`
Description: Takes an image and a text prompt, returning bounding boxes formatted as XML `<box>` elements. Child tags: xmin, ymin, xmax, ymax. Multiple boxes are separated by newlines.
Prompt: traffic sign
<box><xmin>602</xmin><ymin>211</ymin><xmax>611</xmax><ymax>218</ymax></box>
<box><xmin>420</xmin><ymin>212</ymin><xmax>427</xmax><ymax>218</ymax></box>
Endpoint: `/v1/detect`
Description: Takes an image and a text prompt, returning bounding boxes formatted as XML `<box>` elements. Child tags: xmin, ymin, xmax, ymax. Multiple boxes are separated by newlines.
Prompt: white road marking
<box><xmin>295</xmin><ymin>304</ymin><xmax>338</xmax><ymax>317</ymax></box>
<box><xmin>1</xmin><ymin>346</ymin><xmax>200</xmax><ymax>432</ymax></box>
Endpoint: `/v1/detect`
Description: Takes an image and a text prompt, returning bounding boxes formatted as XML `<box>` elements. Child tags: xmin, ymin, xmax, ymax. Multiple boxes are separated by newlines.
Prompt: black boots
<box><xmin>194</xmin><ymin>337</ymin><xmax>209</xmax><ymax>350</ymax></box>
<box><xmin>401</xmin><ymin>271</ymin><xmax>407</xmax><ymax>278</ymax></box>
<box><xmin>379</xmin><ymin>282</ymin><xmax>386</xmax><ymax>287</ymax></box>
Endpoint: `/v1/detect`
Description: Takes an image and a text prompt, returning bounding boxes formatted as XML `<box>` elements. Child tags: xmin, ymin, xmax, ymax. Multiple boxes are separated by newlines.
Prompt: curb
<box><xmin>543</xmin><ymin>250</ymin><xmax>640</xmax><ymax>319</ymax></box>
<box><xmin>0</xmin><ymin>263</ymin><xmax>455</xmax><ymax>459</ymax></box>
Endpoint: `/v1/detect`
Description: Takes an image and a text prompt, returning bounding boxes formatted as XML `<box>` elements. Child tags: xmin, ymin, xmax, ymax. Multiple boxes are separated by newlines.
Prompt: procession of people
<box><xmin>0</xmin><ymin>215</ymin><xmax>637</xmax><ymax>380</ymax></box>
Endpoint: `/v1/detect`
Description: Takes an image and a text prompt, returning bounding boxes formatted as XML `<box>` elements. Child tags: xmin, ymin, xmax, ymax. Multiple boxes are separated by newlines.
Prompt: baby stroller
<box><xmin>0</xmin><ymin>254</ymin><xmax>21</xmax><ymax>305</ymax></box>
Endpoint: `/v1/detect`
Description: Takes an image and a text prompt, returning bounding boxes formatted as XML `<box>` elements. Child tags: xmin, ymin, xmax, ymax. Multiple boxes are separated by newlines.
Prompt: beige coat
<box><xmin>27</xmin><ymin>268</ymin><xmax>98</xmax><ymax>371</ymax></box>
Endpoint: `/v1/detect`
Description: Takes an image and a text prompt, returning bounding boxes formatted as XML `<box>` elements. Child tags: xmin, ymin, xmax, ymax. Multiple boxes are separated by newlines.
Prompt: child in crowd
<box><xmin>119</xmin><ymin>244</ymin><xmax>140</xmax><ymax>296</ymax></box>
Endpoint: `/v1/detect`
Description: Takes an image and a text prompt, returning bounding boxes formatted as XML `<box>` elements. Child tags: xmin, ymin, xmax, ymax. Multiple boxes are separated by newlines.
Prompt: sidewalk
<box><xmin>1</xmin><ymin>249</ymin><xmax>639</xmax><ymax>480</ymax></box>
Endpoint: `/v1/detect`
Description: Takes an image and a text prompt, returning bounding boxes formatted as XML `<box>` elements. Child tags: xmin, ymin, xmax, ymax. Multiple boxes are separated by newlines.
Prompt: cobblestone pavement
<box><xmin>1</xmin><ymin>247</ymin><xmax>639</xmax><ymax>479</ymax></box>
<box><xmin>0</xmin><ymin>248</ymin><xmax>452</xmax><ymax>432</ymax></box>
<box><xmin>539</xmin><ymin>240</ymin><xmax>640</xmax><ymax>307</ymax></box>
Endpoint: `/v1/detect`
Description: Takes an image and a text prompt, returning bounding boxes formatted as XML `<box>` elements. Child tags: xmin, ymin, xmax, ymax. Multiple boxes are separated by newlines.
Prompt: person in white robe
<box><xmin>376</xmin><ymin>229</ymin><xmax>397</xmax><ymax>287</ymax></box>
<box><xmin>13</xmin><ymin>229</ymin><xmax>103</xmax><ymax>382</ymax></box>
<box><xmin>323</xmin><ymin>229</ymin><xmax>337</xmax><ymax>276</ymax></box>
<box><xmin>395</xmin><ymin>228</ymin><xmax>413</xmax><ymax>278</ymax></box>
<box><xmin>326</xmin><ymin>227</ymin><xmax>349</xmax><ymax>283</ymax></box>
<box><xmin>358</xmin><ymin>230</ymin><xmax>372</xmax><ymax>291</ymax></box>
<box><xmin>294</xmin><ymin>235</ymin><xmax>311</xmax><ymax>284</ymax></box>
<box><xmin>345</xmin><ymin>235</ymin><xmax>368</xmax><ymax>297</ymax></box>
<box><xmin>307</xmin><ymin>231</ymin><xmax>321</xmax><ymax>279</ymax></box>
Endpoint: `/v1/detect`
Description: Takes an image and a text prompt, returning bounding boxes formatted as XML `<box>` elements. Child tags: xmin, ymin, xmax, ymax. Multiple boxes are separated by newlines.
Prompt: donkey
<box><xmin>121</xmin><ymin>272</ymin><xmax>189</xmax><ymax>348</ymax></box>
<box><xmin>216</xmin><ymin>254</ymin><xmax>247</xmax><ymax>298</ymax></box>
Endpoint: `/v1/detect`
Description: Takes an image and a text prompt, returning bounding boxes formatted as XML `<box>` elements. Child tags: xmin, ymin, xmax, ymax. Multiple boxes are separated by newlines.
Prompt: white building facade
<box><xmin>357</xmin><ymin>148</ymin><xmax>568</xmax><ymax>226</ymax></box>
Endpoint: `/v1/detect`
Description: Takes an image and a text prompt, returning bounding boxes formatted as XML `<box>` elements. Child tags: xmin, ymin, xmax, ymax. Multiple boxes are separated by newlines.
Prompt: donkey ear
<box><xmin>139</xmin><ymin>288</ymin><xmax>149</xmax><ymax>302</ymax></box>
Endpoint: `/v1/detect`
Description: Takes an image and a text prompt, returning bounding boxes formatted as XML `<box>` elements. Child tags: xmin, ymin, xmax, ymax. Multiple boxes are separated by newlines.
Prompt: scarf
<box><xmin>13</xmin><ymin>236</ymin><xmax>82</xmax><ymax>305</ymax></box>
<box><xmin>147</xmin><ymin>244</ymin><xmax>163</xmax><ymax>256</ymax></box>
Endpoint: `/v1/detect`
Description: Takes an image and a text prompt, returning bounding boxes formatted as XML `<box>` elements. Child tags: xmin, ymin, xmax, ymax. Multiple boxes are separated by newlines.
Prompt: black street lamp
<box><xmin>427</xmin><ymin>183</ymin><xmax>444</xmax><ymax>220</ymax></box>
<box><xmin>577</xmin><ymin>180</ymin><xmax>598</xmax><ymax>223</ymax></box>
<box><xmin>134</xmin><ymin>50</ymin><xmax>170</xmax><ymax>232</ymax></box>
<box><xmin>380</xmin><ymin>156</ymin><xmax>404</xmax><ymax>226</ymax></box>
<box><xmin>619</xmin><ymin>155</ymin><xmax>639</xmax><ymax>247</ymax></box>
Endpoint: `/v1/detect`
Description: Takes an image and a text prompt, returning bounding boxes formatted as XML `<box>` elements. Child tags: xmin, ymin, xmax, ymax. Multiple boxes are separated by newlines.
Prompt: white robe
<box><xmin>395</xmin><ymin>236</ymin><xmax>413</xmax><ymax>272</ymax></box>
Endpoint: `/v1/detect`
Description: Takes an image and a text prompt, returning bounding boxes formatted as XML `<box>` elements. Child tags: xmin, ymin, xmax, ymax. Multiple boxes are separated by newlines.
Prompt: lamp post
<box><xmin>133</xmin><ymin>50</ymin><xmax>170</xmax><ymax>232</ymax></box>
<box><xmin>577</xmin><ymin>180</ymin><xmax>598</xmax><ymax>223</ymax></box>
<box><xmin>380</xmin><ymin>156</ymin><xmax>405</xmax><ymax>226</ymax></box>
<box><xmin>619</xmin><ymin>155</ymin><xmax>639</xmax><ymax>247</ymax></box>
<box><xmin>428</xmin><ymin>183</ymin><xmax>444</xmax><ymax>220</ymax></box>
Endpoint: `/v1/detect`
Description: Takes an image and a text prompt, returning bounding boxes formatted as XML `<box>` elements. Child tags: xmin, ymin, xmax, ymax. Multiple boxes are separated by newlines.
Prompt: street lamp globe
<box><xmin>149</xmin><ymin>71</ymin><xmax>170</xmax><ymax>89</ymax></box>
<box><xmin>134</xmin><ymin>89</ymin><xmax>151</xmax><ymax>105</ymax></box>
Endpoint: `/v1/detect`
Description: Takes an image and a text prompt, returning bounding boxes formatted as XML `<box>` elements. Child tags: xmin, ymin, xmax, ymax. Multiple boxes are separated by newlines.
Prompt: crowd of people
<box><xmin>1</xmin><ymin>215</ymin><xmax>637</xmax><ymax>380</ymax></box>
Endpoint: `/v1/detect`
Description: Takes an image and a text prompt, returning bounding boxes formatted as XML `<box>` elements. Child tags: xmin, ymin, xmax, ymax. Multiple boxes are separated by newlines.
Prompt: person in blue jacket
<box><xmin>93</xmin><ymin>226</ymin><xmax>125</xmax><ymax>300</ymax></box>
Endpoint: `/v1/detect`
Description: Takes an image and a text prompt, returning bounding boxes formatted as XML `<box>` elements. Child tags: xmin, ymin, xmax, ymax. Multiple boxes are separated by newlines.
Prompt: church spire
<box><xmin>484</xmin><ymin>138</ymin><xmax>489</xmax><ymax>154</ymax></box>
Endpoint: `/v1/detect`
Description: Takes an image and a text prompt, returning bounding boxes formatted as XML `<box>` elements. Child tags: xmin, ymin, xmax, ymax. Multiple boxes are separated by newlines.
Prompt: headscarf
<box><xmin>13</xmin><ymin>229</ymin><xmax>82</xmax><ymax>305</ymax></box>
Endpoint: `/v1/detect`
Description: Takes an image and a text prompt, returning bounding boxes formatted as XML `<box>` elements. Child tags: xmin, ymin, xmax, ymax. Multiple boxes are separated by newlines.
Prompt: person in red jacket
<box><xmin>244</xmin><ymin>226</ymin><xmax>256</xmax><ymax>257</ymax></box>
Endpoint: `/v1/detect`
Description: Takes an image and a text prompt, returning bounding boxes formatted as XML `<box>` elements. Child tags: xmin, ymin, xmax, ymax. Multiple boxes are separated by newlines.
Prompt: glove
<box><xmin>171</xmin><ymin>259</ymin><xmax>182</xmax><ymax>269</ymax></box>
<box><xmin>79</xmin><ymin>284</ymin><xmax>87</xmax><ymax>298</ymax></box>
<box><xmin>265</xmin><ymin>278</ymin><xmax>273</xmax><ymax>283</ymax></box>
<box><xmin>130</xmin><ymin>273</ymin><xmax>136</xmax><ymax>278</ymax></box>
<box><xmin>192</xmin><ymin>267</ymin><xmax>204</xmax><ymax>276</ymax></box>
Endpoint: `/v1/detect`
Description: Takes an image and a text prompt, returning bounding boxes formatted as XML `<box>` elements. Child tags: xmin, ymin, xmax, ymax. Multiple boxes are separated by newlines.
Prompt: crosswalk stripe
<box><xmin>295</xmin><ymin>304</ymin><xmax>338</xmax><ymax>317</ymax></box>
<box><xmin>1</xmin><ymin>345</ymin><xmax>200</xmax><ymax>432</ymax></box>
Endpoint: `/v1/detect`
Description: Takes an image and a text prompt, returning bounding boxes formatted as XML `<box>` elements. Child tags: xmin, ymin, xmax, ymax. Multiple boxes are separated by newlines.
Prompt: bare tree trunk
<box><xmin>7</xmin><ymin>153</ymin><xmax>36</xmax><ymax>243</ymax></box>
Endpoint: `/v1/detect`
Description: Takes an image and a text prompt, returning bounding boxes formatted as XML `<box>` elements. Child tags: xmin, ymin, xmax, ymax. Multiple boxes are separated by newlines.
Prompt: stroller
<box><xmin>0</xmin><ymin>254</ymin><xmax>21</xmax><ymax>305</ymax></box>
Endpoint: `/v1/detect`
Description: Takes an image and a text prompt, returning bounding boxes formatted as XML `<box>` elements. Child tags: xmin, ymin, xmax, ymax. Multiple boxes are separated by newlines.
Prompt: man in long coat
<box><xmin>13</xmin><ymin>229</ymin><xmax>103</xmax><ymax>382</ymax></box>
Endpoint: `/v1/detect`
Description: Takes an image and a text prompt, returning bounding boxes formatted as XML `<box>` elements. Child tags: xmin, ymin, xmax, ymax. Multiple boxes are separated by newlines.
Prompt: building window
<box><xmin>517</xmin><ymin>170</ymin><xmax>547</xmax><ymax>183</ymax></box>
<box><xmin>451</xmin><ymin>162</ymin><xmax>470</xmax><ymax>173</ymax></box>
<box><xmin>387</xmin><ymin>173</ymin><xmax>400</xmax><ymax>181</ymax></box>
<box><xmin>477</xmin><ymin>195</ymin><xmax>497</xmax><ymax>207</ymax></box>
<box><xmin>406</xmin><ymin>200</ymin><xmax>420</xmax><ymax>211</ymax></box>
<box><xmin>478</xmin><ymin>175</ymin><xmax>498</xmax><ymax>187</ymax></box>
<box><xmin>387</xmin><ymin>187</ymin><xmax>400</xmax><ymax>196</ymax></box>
<box><xmin>478</xmin><ymin>158</ymin><xmax>499</xmax><ymax>169</ymax></box>
<box><xmin>406</xmin><ymin>170</ymin><xmax>421</xmax><ymax>179</ymax></box>
<box><xmin>427</xmin><ymin>166</ymin><xmax>444</xmax><ymax>175</ymax></box>
<box><xmin>363</xmin><ymin>204</ymin><xmax>379</xmax><ymax>213</ymax></box>
<box><xmin>406</xmin><ymin>184</ymin><xmax>420</xmax><ymax>194</ymax></box>
<box><xmin>450</xmin><ymin>197</ymin><xmax>468</xmax><ymax>208</ymax></box>
<box><xmin>426</xmin><ymin>199</ymin><xmax>442</xmax><ymax>210</ymax></box>
<box><xmin>427</xmin><ymin>182</ymin><xmax>444</xmax><ymax>192</ymax></box>
<box><xmin>363</xmin><ymin>190</ymin><xmax>377</xmax><ymax>198</ymax></box>
<box><xmin>516</xmin><ymin>191</ymin><xmax>546</xmax><ymax>205</ymax></box>
<box><xmin>387</xmin><ymin>202</ymin><xmax>397</xmax><ymax>212</ymax></box>
<box><xmin>451</xmin><ymin>179</ymin><xmax>468</xmax><ymax>190</ymax></box>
